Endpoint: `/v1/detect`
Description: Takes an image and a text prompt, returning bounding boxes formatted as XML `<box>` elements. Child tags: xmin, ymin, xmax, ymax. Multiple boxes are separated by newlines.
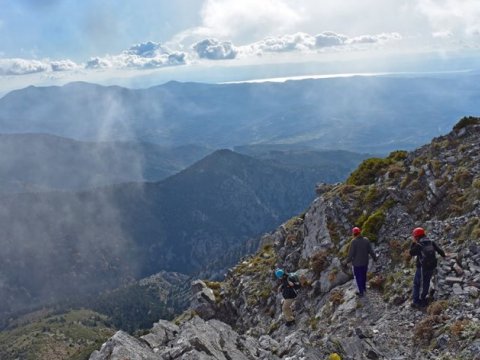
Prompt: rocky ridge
<box><xmin>89</xmin><ymin>117</ymin><xmax>480</xmax><ymax>360</ymax></box>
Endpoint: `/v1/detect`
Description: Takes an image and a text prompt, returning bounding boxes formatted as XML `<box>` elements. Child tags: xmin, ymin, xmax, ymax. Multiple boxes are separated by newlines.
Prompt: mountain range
<box><xmin>0</xmin><ymin>146</ymin><xmax>368</xmax><ymax>323</ymax></box>
<box><xmin>0</xmin><ymin>133</ymin><xmax>369</xmax><ymax>193</ymax></box>
<box><xmin>0</xmin><ymin>133</ymin><xmax>212</xmax><ymax>192</ymax></box>
<box><xmin>1</xmin><ymin>75</ymin><xmax>479</xmax><ymax>152</ymax></box>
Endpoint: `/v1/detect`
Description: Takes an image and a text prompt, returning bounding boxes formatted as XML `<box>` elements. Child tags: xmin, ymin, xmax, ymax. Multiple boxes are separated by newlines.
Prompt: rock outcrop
<box><xmin>90</xmin><ymin>118</ymin><xmax>480</xmax><ymax>360</ymax></box>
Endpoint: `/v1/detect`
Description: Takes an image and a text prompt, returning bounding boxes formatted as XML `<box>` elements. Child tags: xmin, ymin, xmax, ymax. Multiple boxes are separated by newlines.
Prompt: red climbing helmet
<box><xmin>352</xmin><ymin>227</ymin><xmax>361</xmax><ymax>236</ymax></box>
<box><xmin>412</xmin><ymin>227</ymin><xmax>426</xmax><ymax>238</ymax></box>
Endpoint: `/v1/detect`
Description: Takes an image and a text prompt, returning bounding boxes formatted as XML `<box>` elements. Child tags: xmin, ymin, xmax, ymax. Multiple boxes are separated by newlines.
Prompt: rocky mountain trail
<box><xmin>89</xmin><ymin>118</ymin><xmax>480</xmax><ymax>360</ymax></box>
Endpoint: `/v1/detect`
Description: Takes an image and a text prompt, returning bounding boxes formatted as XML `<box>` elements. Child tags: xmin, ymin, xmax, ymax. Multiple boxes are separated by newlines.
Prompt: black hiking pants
<box><xmin>413</xmin><ymin>266</ymin><xmax>434</xmax><ymax>305</ymax></box>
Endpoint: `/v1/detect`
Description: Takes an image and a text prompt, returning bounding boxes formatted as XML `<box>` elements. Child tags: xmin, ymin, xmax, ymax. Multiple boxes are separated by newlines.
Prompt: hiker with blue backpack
<box><xmin>275</xmin><ymin>268</ymin><xmax>301</xmax><ymax>326</ymax></box>
<box><xmin>409</xmin><ymin>227</ymin><xmax>446</xmax><ymax>308</ymax></box>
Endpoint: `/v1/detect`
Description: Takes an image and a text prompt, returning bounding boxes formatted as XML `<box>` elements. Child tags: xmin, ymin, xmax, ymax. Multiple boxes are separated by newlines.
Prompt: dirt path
<box><xmin>353</xmin><ymin>288</ymin><xmax>427</xmax><ymax>360</ymax></box>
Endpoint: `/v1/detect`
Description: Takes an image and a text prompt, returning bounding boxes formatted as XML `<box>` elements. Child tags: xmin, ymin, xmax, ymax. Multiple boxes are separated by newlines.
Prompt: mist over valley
<box><xmin>0</xmin><ymin>74</ymin><xmax>479</xmax><ymax>359</ymax></box>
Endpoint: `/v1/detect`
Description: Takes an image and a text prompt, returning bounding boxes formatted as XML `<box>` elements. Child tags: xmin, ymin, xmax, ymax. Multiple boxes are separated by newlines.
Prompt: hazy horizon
<box><xmin>1</xmin><ymin>1</ymin><xmax>479</xmax><ymax>94</ymax></box>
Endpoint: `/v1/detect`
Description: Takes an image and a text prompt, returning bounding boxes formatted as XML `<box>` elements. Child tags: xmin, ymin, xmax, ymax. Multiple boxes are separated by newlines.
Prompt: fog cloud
<box><xmin>0</xmin><ymin>82</ymin><xmax>147</xmax><ymax>320</ymax></box>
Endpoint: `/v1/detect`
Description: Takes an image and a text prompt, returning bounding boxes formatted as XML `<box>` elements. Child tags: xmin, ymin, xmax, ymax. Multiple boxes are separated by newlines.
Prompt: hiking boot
<box><xmin>356</xmin><ymin>291</ymin><xmax>365</xmax><ymax>297</ymax></box>
<box><xmin>410</xmin><ymin>302</ymin><xmax>421</xmax><ymax>309</ymax></box>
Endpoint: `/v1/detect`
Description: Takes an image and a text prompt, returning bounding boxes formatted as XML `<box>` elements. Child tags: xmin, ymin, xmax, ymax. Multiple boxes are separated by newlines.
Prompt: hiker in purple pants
<box><xmin>345</xmin><ymin>227</ymin><xmax>377</xmax><ymax>297</ymax></box>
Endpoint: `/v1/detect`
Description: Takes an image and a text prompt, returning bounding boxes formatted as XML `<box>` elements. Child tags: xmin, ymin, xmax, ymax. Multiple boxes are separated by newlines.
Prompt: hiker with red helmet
<box><xmin>345</xmin><ymin>227</ymin><xmax>377</xmax><ymax>297</ymax></box>
<box><xmin>409</xmin><ymin>227</ymin><xmax>446</xmax><ymax>308</ymax></box>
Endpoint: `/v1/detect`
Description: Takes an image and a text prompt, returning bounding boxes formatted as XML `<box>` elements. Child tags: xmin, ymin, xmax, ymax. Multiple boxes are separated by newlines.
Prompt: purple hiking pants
<box><xmin>353</xmin><ymin>265</ymin><xmax>368</xmax><ymax>295</ymax></box>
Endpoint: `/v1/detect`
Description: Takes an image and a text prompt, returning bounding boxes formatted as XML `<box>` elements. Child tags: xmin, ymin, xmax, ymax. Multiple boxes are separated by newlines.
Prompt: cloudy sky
<box><xmin>0</xmin><ymin>0</ymin><xmax>479</xmax><ymax>93</ymax></box>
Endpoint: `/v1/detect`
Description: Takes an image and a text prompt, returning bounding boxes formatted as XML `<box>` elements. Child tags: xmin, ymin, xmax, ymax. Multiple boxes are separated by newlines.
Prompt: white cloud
<box><xmin>416</xmin><ymin>0</ymin><xmax>480</xmax><ymax>38</ymax></box>
<box><xmin>192</xmin><ymin>39</ymin><xmax>237</xmax><ymax>60</ymax></box>
<box><xmin>126</xmin><ymin>41</ymin><xmax>169</xmax><ymax>58</ymax></box>
<box><xmin>315</xmin><ymin>31</ymin><xmax>348</xmax><ymax>47</ymax></box>
<box><xmin>0</xmin><ymin>58</ymin><xmax>81</xmax><ymax>75</ymax></box>
<box><xmin>175</xmin><ymin>0</ymin><xmax>301</xmax><ymax>45</ymax></box>
<box><xmin>85</xmin><ymin>57</ymin><xmax>113</xmax><ymax>69</ymax></box>
<box><xmin>85</xmin><ymin>41</ymin><xmax>186</xmax><ymax>70</ymax></box>
<box><xmin>432</xmin><ymin>31</ymin><xmax>453</xmax><ymax>39</ymax></box>
<box><xmin>0</xmin><ymin>29</ymin><xmax>403</xmax><ymax>77</ymax></box>
<box><xmin>0</xmin><ymin>58</ymin><xmax>50</xmax><ymax>75</ymax></box>
<box><xmin>203</xmin><ymin>0</ymin><xmax>301</xmax><ymax>37</ymax></box>
<box><xmin>50</xmin><ymin>59</ymin><xmax>80</xmax><ymax>72</ymax></box>
<box><xmin>239</xmin><ymin>31</ymin><xmax>401</xmax><ymax>56</ymax></box>
<box><xmin>245</xmin><ymin>33</ymin><xmax>315</xmax><ymax>54</ymax></box>
<box><xmin>347</xmin><ymin>32</ymin><xmax>402</xmax><ymax>45</ymax></box>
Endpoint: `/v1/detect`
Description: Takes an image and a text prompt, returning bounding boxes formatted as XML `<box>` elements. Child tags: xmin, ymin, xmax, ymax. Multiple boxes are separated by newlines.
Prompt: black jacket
<box><xmin>280</xmin><ymin>274</ymin><xmax>299</xmax><ymax>299</ymax></box>
<box><xmin>409</xmin><ymin>236</ymin><xmax>445</xmax><ymax>268</ymax></box>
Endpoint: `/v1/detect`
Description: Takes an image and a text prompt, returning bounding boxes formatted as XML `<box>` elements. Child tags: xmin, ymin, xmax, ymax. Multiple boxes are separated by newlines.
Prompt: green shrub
<box><xmin>361</xmin><ymin>210</ymin><xmax>385</xmax><ymax>242</ymax></box>
<box><xmin>413</xmin><ymin>315</ymin><xmax>440</xmax><ymax>345</ymax></box>
<box><xmin>427</xmin><ymin>300</ymin><xmax>448</xmax><ymax>315</ymax></box>
<box><xmin>328</xmin><ymin>268</ymin><xmax>339</xmax><ymax>282</ymax></box>
<box><xmin>454</xmin><ymin>167</ymin><xmax>472</xmax><ymax>188</ymax></box>
<box><xmin>453</xmin><ymin>116</ymin><xmax>480</xmax><ymax>131</ymax></box>
<box><xmin>364</xmin><ymin>186</ymin><xmax>378</xmax><ymax>204</ymax></box>
<box><xmin>473</xmin><ymin>178</ymin><xmax>480</xmax><ymax>189</ymax></box>
<box><xmin>450</xmin><ymin>319</ymin><xmax>470</xmax><ymax>338</ymax></box>
<box><xmin>268</xmin><ymin>321</ymin><xmax>280</xmax><ymax>334</ymax></box>
<box><xmin>327</xmin><ymin>222</ymin><xmax>340</xmax><ymax>245</ymax></box>
<box><xmin>387</xmin><ymin>150</ymin><xmax>408</xmax><ymax>162</ymax></box>
<box><xmin>388</xmin><ymin>239</ymin><xmax>403</xmax><ymax>263</ymax></box>
<box><xmin>339</xmin><ymin>241</ymin><xmax>351</xmax><ymax>259</ymax></box>
<box><xmin>310</xmin><ymin>250</ymin><xmax>329</xmax><ymax>276</ymax></box>
<box><xmin>456</xmin><ymin>217</ymin><xmax>480</xmax><ymax>244</ymax></box>
<box><xmin>329</xmin><ymin>289</ymin><xmax>344</xmax><ymax>306</ymax></box>
<box><xmin>308</xmin><ymin>316</ymin><xmax>319</xmax><ymax>330</ymax></box>
<box><xmin>368</xmin><ymin>274</ymin><xmax>385</xmax><ymax>290</ymax></box>
<box><xmin>347</xmin><ymin>157</ymin><xmax>392</xmax><ymax>186</ymax></box>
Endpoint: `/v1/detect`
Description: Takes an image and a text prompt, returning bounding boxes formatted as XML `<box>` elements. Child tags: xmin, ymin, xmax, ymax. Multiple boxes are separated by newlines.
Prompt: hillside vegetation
<box><xmin>0</xmin><ymin>310</ymin><xmax>114</xmax><ymax>360</ymax></box>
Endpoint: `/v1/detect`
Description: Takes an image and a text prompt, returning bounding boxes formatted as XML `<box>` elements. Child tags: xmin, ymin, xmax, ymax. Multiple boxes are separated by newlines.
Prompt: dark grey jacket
<box><xmin>347</xmin><ymin>236</ymin><xmax>377</xmax><ymax>267</ymax></box>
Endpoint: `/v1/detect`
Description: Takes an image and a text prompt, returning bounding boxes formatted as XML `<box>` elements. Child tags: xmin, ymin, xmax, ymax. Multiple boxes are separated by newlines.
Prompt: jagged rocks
<box><xmin>90</xmin><ymin>316</ymin><xmax>281</xmax><ymax>360</ymax></box>
<box><xmin>302</xmin><ymin>198</ymin><xmax>333</xmax><ymax>259</ymax></box>
<box><xmin>191</xmin><ymin>280</ymin><xmax>217</xmax><ymax>320</ymax></box>
<box><xmin>89</xmin><ymin>331</ymin><xmax>159</xmax><ymax>360</ymax></box>
<box><xmin>141</xmin><ymin>320</ymin><xmax>179</xmax><ymax>349</ymax></box>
